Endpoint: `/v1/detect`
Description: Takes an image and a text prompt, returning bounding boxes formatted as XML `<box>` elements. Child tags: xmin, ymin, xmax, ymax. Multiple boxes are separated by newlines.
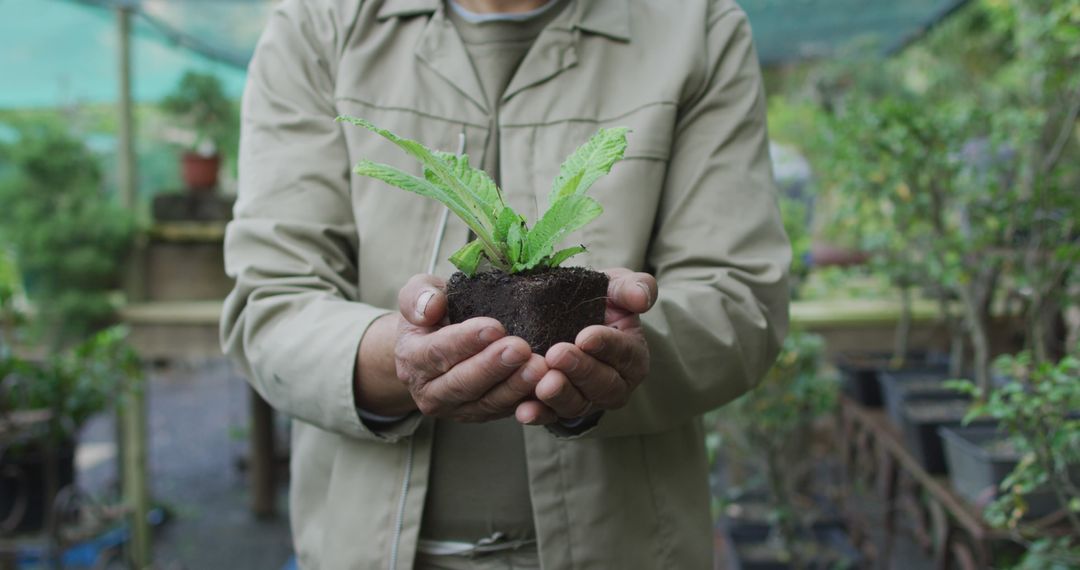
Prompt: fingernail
<box><xmin>583</xmin><ymin>336</ymin><xmax>605</xmax><ymax>353</ymax></box>
<box><xmin>416</xmin><ymin>290</ymin><xmax>435</xmax><ymax>319</ymax></box>
<box><xmin>501</xmin><ymin>347</ymin><xmax>526</xmax><ymax>366</ymax></box>
<box><xmin>635</xmin><ymin>282</ymin><xmax>653</xmax><ymax>306</ymax></box>
<box><xmin>522</xmin><ymin>365</ymin><xmax>541</xmax><ymax>384</ymax></box>
<box><xmin>478</xmin><ymin>326</ymin><xmax>502</xmax><ymax>344</ymax></box>
<box><xmin>560</xmin><ymin>352</ymin><xmax>580</xmax><ymax>372</ymax></box>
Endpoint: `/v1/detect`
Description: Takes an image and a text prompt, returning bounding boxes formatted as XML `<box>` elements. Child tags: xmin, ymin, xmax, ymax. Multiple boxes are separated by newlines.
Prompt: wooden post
<box><xmin>121</xmin><ymin>382</ymin><xmax>151</xmax><ymax>567</ymax></box>
<box><xmin>117</xmin><ymin>4</ymin><xmax>151</xmax><ymax>567</ymax></box>
<box><xmin>117</xmin><ymin>4</ymin><xmax>137</xmax><ymax>212</ymax></box>
<box><xmin>250</xmin><ymin>387</ymin><xmax>277</xmax><ymax>518</ymax></box>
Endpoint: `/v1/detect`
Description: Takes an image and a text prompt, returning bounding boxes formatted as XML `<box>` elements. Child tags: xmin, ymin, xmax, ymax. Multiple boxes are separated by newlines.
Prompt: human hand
<box><xmin>394</xmin><ymin>274</ymin><xmax>549</xmax><ymax>422</ymax></box>
<box><xmin>515</xmin><ymin>269</ymin><xmax>657</xmax><ymax>425</ymax></box>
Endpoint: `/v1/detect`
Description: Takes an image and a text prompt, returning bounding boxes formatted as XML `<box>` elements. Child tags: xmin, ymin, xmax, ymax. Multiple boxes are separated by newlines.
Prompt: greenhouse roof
<box><xmin>0</xmin><ymin>0</ymin><xmax>968</xmax><ymax>109</ymax></box>
<box><xmin>744</xmin><ymin>0</ymin><xmax>969</xmax><ymax>65</ymax></box>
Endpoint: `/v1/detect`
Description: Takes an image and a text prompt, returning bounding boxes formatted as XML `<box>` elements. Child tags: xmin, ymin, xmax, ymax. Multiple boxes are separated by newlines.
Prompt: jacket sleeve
<box><xmin>220</xmin><ymin>0</ymin><xmax>422</xmax><ymax>443</ymax></box>
<box><xmin>583</xmin><ymin>6</ymin><xmax>790</xmax><ymax>439</ymax></box>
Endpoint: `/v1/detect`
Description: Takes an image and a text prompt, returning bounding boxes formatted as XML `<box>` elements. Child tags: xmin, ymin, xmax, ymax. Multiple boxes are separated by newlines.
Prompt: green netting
<box><xmin>0</xmin><ymin>0</ymin><xmax>259</xmax><ymax>109</ymax></box>
<box><xmin>743</xmin><ymin>0</ymin><xmax>968</xmax><ymax>64</ymax></box>
<box><xmin>1</xmin><ymin>0</ymin><xmax>967</xmax><ymax>109</ymax></box>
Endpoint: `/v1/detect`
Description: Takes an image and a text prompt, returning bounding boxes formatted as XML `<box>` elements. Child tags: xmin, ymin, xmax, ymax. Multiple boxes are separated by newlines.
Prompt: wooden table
<box><xmin>836</xmin><ymin>396</ymin><xmax>1014</xmax><ymax>569</ymax></box>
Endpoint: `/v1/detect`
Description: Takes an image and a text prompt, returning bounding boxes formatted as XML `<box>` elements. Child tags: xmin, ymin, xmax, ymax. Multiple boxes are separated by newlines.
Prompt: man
<box><xmin>221</xmin><ymin>0</ymin><xmax>790</xmax><ymax>568</ymax></box>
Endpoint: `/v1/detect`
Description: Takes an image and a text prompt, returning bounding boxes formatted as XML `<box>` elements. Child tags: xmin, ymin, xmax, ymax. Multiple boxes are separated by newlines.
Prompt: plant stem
<box><xmin>958</xmin><ymin>284</ymin><xmax>992</xmax><ymax>392</ymax></box>
<box><xmin>765</xmin><ymin>445</ymin><xmax>804</xmax><ymax>570</ymax></box>
<box><xmin>891</xmin><ymin>284</ymin><xmax>912</xmax><ymax>369</ymax></box>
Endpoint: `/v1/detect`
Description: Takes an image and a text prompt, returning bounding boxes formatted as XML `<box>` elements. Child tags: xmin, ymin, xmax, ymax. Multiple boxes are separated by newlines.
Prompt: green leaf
<box><xmin>519</xmin><ymin>195</ymin><xmax>602</xmax><ymax>270</ymax></box>
<box><xmin>337</xmin><ymin>115</ymin><xmax>501</xmax><ymax>237</ymax></box>
<box><xmin>507</xmin><ymin>218</ymin><xmax>525</xmax><ymax>265</ymax></box>
<box><xmin>353</xmin><ymin>160</ymin><xmax>484</xmax><ymax>236</ymax></box>
<box><xmin>449</xmin><ymin>239</ymin><xmax>485</xmax><ymax>277</ymax></box>
<box><xmin>546</xmin><ymin>245</ymin><xmax>587</xmax><ymax>267</ymax></box>
<box><xmin>493</xmin><ymin>206</ymin><xmax>523</xmax><ymax>246</ymax></box>
<box><xmin>425</xmin><ymin>151</ymin><xmax>503</xmax><ymax>219</ymax></box>
<box><xmin>548</xmin><ymin>127</ymin><xmax>629</xmax><ymax>206</ymax></box>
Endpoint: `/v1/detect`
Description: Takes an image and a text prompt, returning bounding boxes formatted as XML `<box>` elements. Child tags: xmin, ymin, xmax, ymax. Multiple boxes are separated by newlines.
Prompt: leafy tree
<box><xmin>719</xmin><ymin>331</ymin><xmax>838</xmax><ymax>568</ymax></box>
<box><xmin>0</xmin><ymin>122</ymin><xmax>135</xmax><ymax>346</ymax></box>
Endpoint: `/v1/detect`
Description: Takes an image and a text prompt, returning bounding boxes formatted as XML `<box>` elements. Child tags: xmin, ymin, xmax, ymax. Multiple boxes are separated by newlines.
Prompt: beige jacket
<box><xmin>221</xmin><ymin>0</ymin><xmax>790</xmax><ymax>568</ymax></box>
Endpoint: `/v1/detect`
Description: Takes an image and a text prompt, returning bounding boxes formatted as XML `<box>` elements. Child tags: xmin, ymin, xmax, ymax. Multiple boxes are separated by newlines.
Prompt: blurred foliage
<box><xmin>780</xmin><ymin>197</ymin><xmax>811</xmax><ymax>295</ymax></box>
<box><xmin>782</xmin><ymin>0</ymin><xmax>1080</xmax><ymax>389</ymax></box>
<box><xmin>761</xmin><ymin>2</ymin><xmax>1080</xmax><ymax>562</ymax></box>
<box><xmin>950</xmin><ymin>351</ymin><xmax>1080</xmax><ymax>567</ymax></box>
<box><xmin>161</xmin><ymin>71</ymin><xmax>239</xmax><ymax>166</ymax></box>
<box><xmin>718</xmin><ymin>330</ymin><xmax>839</xmax><ymax>564</ymax></box>
<box><xmin>798</xmin><ymin>266</ymin><xmax>894</xmax><ymax>302</ymax></box>
<box><xmin>0</xmin><ymin>121</ymin><xmax>136</xmax><ymax>346</ymax></box>
<box><xmin>1</xmin><ymin>325</ymin><xmax>143</xmax><ymax>442</ymax></box>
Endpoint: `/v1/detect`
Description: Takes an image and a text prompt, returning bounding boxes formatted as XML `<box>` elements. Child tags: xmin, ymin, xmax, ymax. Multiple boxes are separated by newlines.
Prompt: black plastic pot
<box><xmin>729</xmin><ymin>525</ymin><xmax>861</xmax><ymax>570</ymax></box>
<box><xmin>899</xmin><ymin>396</ymin><xmax>993</xmax><ymax>475</ymax></box>
<box><xmin>880</xmin><ymin>369</ymin><xmax>959</xmax><ymax>426</ymax></box>
<box><xmin>939</xmin><ymin>425</ymin><xmax>1080</xmax><ymax>517</ymax></box>
<box><xmin>724</xmin><ymin>501</ymin><xmax>861</xmax><ymax>570</ymax></box>
<box><xmin>0</xmin><ymin>440</ymin><xmax>76</xmax><ymax>535</ymax></box>
<box><xmin>834</xmin><ymin>351</ymin><xmax>948</xmax><ymax>408</ymax></box>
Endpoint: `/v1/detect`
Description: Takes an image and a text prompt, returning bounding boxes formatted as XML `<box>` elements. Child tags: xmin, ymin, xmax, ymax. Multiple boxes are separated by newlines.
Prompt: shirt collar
<box><xmin>375</xmin><ymin>0</ymin><xmax>631</xmax><ymax>41</ymax></box>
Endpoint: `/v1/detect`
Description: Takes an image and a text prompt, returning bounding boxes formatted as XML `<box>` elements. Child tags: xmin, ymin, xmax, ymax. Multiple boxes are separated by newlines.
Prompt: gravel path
<box><xmin>79</xmin><ymin>358</ymin><xmax>293</xmax><ymax>570</ymax></box>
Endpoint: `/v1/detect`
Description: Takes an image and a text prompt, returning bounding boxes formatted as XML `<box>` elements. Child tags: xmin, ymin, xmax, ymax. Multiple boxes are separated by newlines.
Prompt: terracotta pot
<box><xmin>181</xmin><ymin>152</ymin><xmax>221</xmax><ymax>191</ymax></box>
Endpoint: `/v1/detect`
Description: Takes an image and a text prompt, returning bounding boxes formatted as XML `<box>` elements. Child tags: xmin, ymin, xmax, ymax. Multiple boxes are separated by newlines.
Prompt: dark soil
<box><xmin>446</xmin><ymin>267</ymin><xmax>609</xmax><ymax>354</ymax></box>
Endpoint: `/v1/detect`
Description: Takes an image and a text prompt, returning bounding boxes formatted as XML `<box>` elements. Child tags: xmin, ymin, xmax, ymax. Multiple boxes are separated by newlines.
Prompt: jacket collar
<box><xmin>376</xmin><ymin>0</ymin><xmax>631</xmax><ymax>42</ymax></box>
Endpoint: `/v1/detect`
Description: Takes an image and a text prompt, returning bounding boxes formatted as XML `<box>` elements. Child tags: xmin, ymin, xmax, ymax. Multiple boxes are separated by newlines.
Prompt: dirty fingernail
<box><xmin>583</xmin><ymin>335</ymin><xmax>605</xmax><ymax>353</ymax></box>
<box><xmin>501</xmin><ymin>347</ymin><xmax>526</xmax><ymax>366</ymax></box>
<box><xmin>635</xmin><ymin>282</ymin><xmax>653</xmax><ymax>307</ymax></box>
<box><xmin>478</xmin><ymin>326</ymin><xmax>502</xmax><ymax>344</ymax></box>
<box><xmin>416</xmin><ymin>290</ymin><xmax>435</xmax><ymax>319</ymax></box>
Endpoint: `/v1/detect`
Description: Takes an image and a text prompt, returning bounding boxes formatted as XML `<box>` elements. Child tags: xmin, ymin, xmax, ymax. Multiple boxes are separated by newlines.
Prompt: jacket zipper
<box><xmin>389</xmin><ymin>129</ymin><xmax>467</xmax><ymax>570</ymax></box>
<box><xmin>388</xmin><ymin>436</ymin><xmax>416</xmax><ymax>570</ymax></box>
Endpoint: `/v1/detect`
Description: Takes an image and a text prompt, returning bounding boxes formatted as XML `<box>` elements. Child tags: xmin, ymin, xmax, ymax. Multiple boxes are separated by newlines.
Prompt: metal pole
<box><xmin>117</xmin><ymin>5</ymin><xmax>151</xmax><ymax>567</ymax></box>
<box><xmin>117</xmin><ymin>5</ymin><xmax>137</xmax><ymax>210</ymax></box>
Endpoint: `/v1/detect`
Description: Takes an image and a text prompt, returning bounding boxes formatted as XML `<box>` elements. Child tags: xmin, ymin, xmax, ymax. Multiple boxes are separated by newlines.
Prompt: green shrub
<box><xmin>0</xmin><ymin>122</ymin><xmax>135</xmax><ymax>345</ymax></box>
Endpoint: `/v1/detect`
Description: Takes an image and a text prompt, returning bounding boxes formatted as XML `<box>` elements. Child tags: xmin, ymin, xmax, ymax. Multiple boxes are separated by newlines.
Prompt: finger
<box><xmin>416</xmin><ymin>336</ymin><xmax>532</xmax><ymax>415</ymax></box>
<box><xmin>398</xmin><ymin>274</ymin><xmax>448</xmax><ymax>327</ymax></box>
<box><xmin>398</xmin><ymin>317</ymin><xmax>505</xmax><ymax>380</ymax></box>
<box><xmin>603</xmin><ymin>269</ymin><xmax>657</xmax><ymax>315</ymax></box>
<box><xmin>455</xmin><ymin>354</ymin><xmax>548</xmax><ymax>419</ymax></box>
<box><xmin>576</xmin><ymin>326</ymin><xmax>649</xmax><ymax>387</ymax></box>
<box><xmin>515</xmin><ymin>400</ymin><xmax>558</xmax><ymax>425</ymax></box>
<box><xmin>546</xmin><ymin>342</ymin><xmax>629</xmax><ymax>409</ymax></box>
<box><xmin>535</xmin><ymin>369</ymin><xmax>594</xmax><ymax>419</ymax></box>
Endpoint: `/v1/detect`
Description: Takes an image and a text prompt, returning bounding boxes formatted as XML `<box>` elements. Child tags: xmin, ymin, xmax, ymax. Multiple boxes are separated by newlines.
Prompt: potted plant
<box><xmin>0</xmin><ymin>120</ymin><xmax>142</xmax><ymax>535</ymax></box>
<box><xmin>822</xmin><ymin>98</ymin><xmax>959</xmax><ymax>410</ymax></box>
<box><xmin>715</xmin><ymin>330</ymin><xmax>860</xmax><ymax>569</ymax></box>
<box><xmin>161</xmin><ymin>71</ymin><xmax>238</xmax><ymax>192</ymax></box>
<box><xmin>1</xmin><ymin>322</ymin><xmax>140</xmax><ymax>535</ymax></box>
<box><xmin>944</xmin><ymin>351</ymin><xmax>1080</xmax><ymax>567</ymax></box>
<box><xmin>338</xmin><ymin>116</ymin><xmax>626</xmax><ymax>353</ymax></box>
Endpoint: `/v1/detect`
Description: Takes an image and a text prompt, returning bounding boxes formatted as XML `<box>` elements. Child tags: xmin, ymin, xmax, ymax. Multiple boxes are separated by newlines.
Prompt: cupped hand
<box><xmin>515</xmin><ymin>268</ymin><xmax>657</xmax><ymax>425</ymax></box>
<box><xmin>394</xmin><ymin>274</ymin><xmax>549</xmax><ymax>422</ymax></box>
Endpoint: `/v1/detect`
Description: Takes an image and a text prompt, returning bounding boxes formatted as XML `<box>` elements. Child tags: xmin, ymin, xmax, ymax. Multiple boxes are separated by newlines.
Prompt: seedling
<box><xmin>337</xmin><ymin>115</ymin><xmax>628</xmax><ymax>276</ymax></box>
<box><xmin>338</xmin><ymin>116</ymin><xmax>630</xmax><ymax>353</ymax></box>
